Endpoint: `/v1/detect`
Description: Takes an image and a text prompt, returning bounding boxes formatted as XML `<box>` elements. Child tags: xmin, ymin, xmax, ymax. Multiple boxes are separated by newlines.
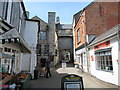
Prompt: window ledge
<box><xmin>96</xmin><ymin>69</ymin><xmax>113</xmax><ymax>73</ymax></box>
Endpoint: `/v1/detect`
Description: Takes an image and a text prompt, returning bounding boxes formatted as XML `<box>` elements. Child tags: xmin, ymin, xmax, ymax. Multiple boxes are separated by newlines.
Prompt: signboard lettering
<box><xmin>94</xmin><ymin>41</ymin><xmax>110</xmax><ymax>50</ymax></box>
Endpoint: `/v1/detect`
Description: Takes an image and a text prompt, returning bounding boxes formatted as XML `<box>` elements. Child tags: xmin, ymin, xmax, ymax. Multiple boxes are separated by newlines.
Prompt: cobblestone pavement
<box><xmin>29</xmin><ymin>64</ymin><xmax>118</xmax><ymax>89</ymax></box>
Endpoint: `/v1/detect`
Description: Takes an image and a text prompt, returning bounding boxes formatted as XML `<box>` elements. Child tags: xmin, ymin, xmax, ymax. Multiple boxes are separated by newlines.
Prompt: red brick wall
<box><xmin>74</xmin><ymin>11</ymin><xmax>86</xmax><ymax>48</ymax></box>
<box><xmin>74</xmin><ymin>2</ymin><xmax>119</xmax><ymax>49</ymax></box>
<box><xmin>85</xmin><ymin>2</ymin><xmax>119</xmax><ymax>36</ymax></box>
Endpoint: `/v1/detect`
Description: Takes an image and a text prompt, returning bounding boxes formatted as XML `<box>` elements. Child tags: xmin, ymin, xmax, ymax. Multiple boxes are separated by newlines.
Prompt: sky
<box><xmin>24</xmin><ymin>2</ymin><xmax>91</xmax><ymax>24</ymax></box>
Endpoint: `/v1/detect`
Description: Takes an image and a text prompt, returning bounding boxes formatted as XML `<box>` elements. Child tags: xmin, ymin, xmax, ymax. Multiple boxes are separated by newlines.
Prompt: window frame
<box><xmin>40</xmin><ymin>31</ymin><xmax>47</xmax><ymax>40</ymax></box>
<box><xmin>95</xmin><ymin>48</ymin><xmax>113</xmax><ymax>72</ymax></box>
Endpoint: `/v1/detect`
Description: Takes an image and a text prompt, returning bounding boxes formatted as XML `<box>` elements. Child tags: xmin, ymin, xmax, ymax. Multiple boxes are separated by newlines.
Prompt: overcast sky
<box><xmin>24</xmin><ymin>2</ymin><xmax>91</xmax><ymax>24</ymax></box>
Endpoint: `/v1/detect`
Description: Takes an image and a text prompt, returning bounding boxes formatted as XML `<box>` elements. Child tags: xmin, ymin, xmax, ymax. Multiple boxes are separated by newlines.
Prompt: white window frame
<box><xmin>95</xmin><ymin>48</ymin><xmax>113</xmax><ymax>71</ymax></box>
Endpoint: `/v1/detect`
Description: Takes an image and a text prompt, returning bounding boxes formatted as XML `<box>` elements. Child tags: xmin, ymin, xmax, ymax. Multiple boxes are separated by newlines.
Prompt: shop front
<box><xmin>88</xmin><ymin>25</ymin><xmax>119</xmax><ymax>85</ymax></box>
<box><xmin>75</xmin><ymin>48</ymin><xmax>88</xmax><ymax>72</ymax></box>
<box><xmin>0</xmin><ymin>27</ymin><xmax>31</xmax><ymax>89</ymax></box>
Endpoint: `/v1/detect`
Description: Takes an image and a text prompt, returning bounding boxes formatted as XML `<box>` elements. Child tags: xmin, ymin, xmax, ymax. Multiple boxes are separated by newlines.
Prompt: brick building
<box><xmin>73</xmin><ymin>2</ymin><xmax>119</xmax><ymax>72</ymax></box>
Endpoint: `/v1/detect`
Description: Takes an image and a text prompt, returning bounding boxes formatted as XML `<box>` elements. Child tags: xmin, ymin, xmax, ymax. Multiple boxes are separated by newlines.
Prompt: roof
<box><xmin>0</xmin><ymin>28</ymin><xmax>31</xmax><ymax>53</ymax></box>
<box><xmin>88</xmin><ymin>24</ymin><xmax>119</xmax><ymax>47</ymax></box>
<box><xmin>56</xmin><ymin>24</ymin><xmax>72</xmax><ymax>30</ymax></box>
<box><xmin>31</xmin><ymin>16</ymin><xmax>47</xmax><ymax>24</ymax></box>
<box><xmin>0</xmin><ymin>17</ymin><xmax>13</xmax><ymax>33</ymax></box>
<box><xmin>73</xmin><ymin>2</ymin><xmax>94</xmax><ymax>26</ymax></box>
<box><xmin>73</xmin><ymin>10</ymin><xmax>83</xmax><ymax>26</ymax></box>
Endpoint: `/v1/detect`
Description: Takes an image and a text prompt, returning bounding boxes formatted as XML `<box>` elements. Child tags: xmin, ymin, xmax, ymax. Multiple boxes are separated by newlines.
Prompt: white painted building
<box><xmin>0</xmin><ymin>1</ymin><xmax>31</xmax><ymax>74</ymax></box>
<box><xmin>88</xmin><ymin>24</ymin><xmax>119</xmax><ymax>86</ymax></box>
<box><xmin>21</xmin><ymin>19</ymin><xmax>39</xmax><ymax>77</ymax></box>
<box><xmin>0</xmin><ymin>28</ymin><xmax>31</xmax><ymax>74</ymax></box>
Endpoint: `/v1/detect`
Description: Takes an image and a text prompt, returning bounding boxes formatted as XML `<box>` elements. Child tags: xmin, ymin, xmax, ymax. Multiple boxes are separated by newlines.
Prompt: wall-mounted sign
<box><xmin>94</xmin><ymin>41</ymin><xmax>110</xmax><ymax>50</ymax></box>
<box><xmin>91</xmin><ymin>55</ymin><xmax>94</xmax><ymax>61</ymax></box>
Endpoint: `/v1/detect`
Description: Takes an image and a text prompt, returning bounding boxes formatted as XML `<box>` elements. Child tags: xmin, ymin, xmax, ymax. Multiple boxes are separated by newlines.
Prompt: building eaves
<box><xmin>56</xmin><ymin>24</ymin><xmax>72</xmax><ymax>30</ymax></box>
<box><xmin>75</xmin><ymin>42</ymin><xmax>88</xmax><ymax>51</ymax></box>
<box><xmin>73</xmin><ymin>10</ymin><xmax>83</xmax><ymax>26</ymax></box>
<box><xmin>31</xmin><ymin>16</ymin><xmax>47</xmax><ymax>24</ymax></box>
<box><xmin>1</xmin><ymin>28</ymin><xmax>31</xmax><ymax>53</ymax></box>
<box><xmin>25</xmin><ymin>19</ymin><xmax>40</xmax><ymax>23</ymax></box>
<box><xmin>73</xmin><ymin>2</ymin><xmax>94</xmax><ymax>28</ymax></box>
<box><xmin>88</xmin><ymin>24</ymin><xmax>119</xmax><ymax>47</ymax></box>
<box><xmin>0</xmin><ymin>17</ymin><xmax>13</xmax><ymax>33</ymax></box>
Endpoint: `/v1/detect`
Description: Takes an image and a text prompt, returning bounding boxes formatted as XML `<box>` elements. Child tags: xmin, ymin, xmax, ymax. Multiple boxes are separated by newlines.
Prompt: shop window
<box><xmin>12</xmin><ymin>49</ymin><xmax>16</xmax><ymax>53</ymax></box>
<box><xmin>4</xmin><ymin>47</ymin><xmax>7</xmax><ymax>52</ymax></box>
<box><xmin>95</xmin><ymin>48</ymin><xmax>113</xmax><ymax>71</ymax></box>
<box><xmin>8</xmin><ymin>48</ymin><xmax>11</xmax><ymax>52</ymax></box>
<box><xmin>4</xmin><ymin>47</ymin><xmax>11</xmax><ymax>53</ymax></box>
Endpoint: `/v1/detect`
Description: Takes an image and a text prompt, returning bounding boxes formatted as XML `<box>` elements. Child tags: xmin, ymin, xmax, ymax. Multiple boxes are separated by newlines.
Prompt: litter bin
<box><xmin>61</xmin><ymin>74</ymin><xmax>84</xmax><ymax>90</ymax></box>
<box><xmin>34</xmin><ymin>69</ymin><xmax>38</xmax><ymax>79</ymax></box>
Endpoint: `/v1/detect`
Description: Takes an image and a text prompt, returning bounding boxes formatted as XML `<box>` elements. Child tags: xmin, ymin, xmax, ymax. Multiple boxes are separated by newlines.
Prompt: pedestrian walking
<box><xmin>45</xmin><ymin>57</ymin><xmax>52</xmax><ymax>78</ymax></box>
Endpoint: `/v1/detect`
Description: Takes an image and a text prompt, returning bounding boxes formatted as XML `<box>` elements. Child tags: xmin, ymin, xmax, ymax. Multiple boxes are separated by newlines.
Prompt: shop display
<box><xmin>0</xmin><ymin>72</ymin><xmax>13</xmax><ymax>85</ymax></box>
<box><xmin>10</xmin><ymin>73</ymin><xmax>31</xmax><ymax>88</ymax></box>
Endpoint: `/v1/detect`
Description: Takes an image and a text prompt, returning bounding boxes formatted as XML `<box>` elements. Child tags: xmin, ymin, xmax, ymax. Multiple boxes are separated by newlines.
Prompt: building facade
<box><xmin>21</xmin><ymin>18</ymin><xmax>39</xmax><ymax>77</ymax></box>
<box><xmin>73</xmin><ymin>2</ymin><xmax>119</xmax><ymax>73</ymax></box>
<box><xmin>56</xmin><ymin>24</ymin><xmax>74</xmax><ymax>63</ymax></box>
<box><xmin>36</xmin><ymin>12</ymin><xmax>59</xmax><ymax>67</ymax></box>
<box><xmin>0</xmin><ymin>0</ymin><xmax>31</xmax><ymax>74</ymax></box>
<box><xmin>33</xmin><ymin>16</ymin><xmax>49</xmax><ymax>65</ymax></box>
<box><xmin>88</xmin><ymin>24</ymin><xmax>119</xmax><ymax>86</ymax></box>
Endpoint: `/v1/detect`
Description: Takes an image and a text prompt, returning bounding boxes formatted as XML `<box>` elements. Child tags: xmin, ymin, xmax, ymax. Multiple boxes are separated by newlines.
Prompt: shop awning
<box><xmin>0</xmin><ymin>28</ymin><xmax>31</xmax><ymax>53</ymax></box>
<box><xmin>0</xmin><ymin>52</ymin><xmax>12</xmax><ymax>58</ymax></box>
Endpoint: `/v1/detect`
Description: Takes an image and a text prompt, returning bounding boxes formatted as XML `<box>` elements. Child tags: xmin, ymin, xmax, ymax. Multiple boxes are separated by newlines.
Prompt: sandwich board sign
<box><xmin>61</xmin><ymin>74</ymin><xmax>84</xmax><ymax>90</ymax></box>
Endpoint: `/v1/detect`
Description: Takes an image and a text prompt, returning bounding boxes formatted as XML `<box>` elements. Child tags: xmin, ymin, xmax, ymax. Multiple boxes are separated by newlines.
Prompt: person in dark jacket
<box><xmin>45</xmin><ymin>57</ymin><xmax>52</xmax><ymax>78</ymax></box>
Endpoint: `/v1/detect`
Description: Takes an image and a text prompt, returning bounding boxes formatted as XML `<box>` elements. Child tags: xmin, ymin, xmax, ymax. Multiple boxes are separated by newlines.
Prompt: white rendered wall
<box><xmin>6</xmin><ymin>0</ymin><xmax>12</xmax><ymax>23</ymax></box>
<box><xmin>21</xmin><ymin>20</ymin><xmax>38</xmax><ymax>75</ymax></box>
<box><xmin>89</xmin><ymin>38</ymin><xmax>119</xmax><ymax>85</ymax></box>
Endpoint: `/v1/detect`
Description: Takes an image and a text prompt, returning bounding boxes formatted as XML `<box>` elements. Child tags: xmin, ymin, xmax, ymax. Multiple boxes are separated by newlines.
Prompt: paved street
<box><xmin>29</xmin><ymin>64</ymin><xmax>118</xmax><ymax>89</ymax></box>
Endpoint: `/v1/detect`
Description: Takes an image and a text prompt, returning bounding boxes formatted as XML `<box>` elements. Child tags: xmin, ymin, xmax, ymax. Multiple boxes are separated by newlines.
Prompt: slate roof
<box><xmin>56</xmin><ymin>24</ymin><xmax>72</xmax><ymax>30</ymax></box>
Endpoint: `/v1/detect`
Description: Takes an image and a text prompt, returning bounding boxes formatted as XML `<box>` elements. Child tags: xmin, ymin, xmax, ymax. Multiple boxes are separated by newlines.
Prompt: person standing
<box><xmin>45</xmin><ymin>57</ymin><xmax>52</xmax><ymax>78</ymax></box>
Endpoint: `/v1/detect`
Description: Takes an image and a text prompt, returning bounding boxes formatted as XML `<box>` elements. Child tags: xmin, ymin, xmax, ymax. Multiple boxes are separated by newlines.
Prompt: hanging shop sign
<box><xmin>94</xmin><ymin>41</ymin><xmax>110</xmax><ymax>51</ymax></box>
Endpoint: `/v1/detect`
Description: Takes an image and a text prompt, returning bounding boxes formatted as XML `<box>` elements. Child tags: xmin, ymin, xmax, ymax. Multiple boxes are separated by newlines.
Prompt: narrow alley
<box><xmin>29</xmin><ymin>64</ymin><xmax>118</xmax><ymax>89</ymax></box>
<box><xmin>1</xmin><ymin>1</ymin><xmax>120</xmax><ymax>89</ymax></box>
